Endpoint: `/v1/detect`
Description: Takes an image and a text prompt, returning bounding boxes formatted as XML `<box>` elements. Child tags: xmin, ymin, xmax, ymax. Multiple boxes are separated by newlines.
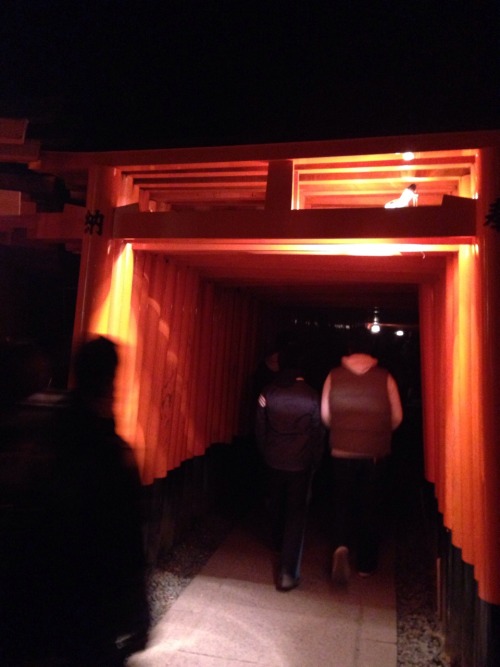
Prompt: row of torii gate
<box><xmin>1</xmin><ymin>123</ymin><xmax>500</xmax><ymax>618</ymax></box>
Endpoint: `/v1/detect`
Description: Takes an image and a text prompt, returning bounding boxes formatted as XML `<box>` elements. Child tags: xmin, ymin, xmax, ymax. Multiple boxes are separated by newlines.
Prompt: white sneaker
<box><xmin>331</xmin><ymin>546</ymin><xmax>350</xmax><ymax>584</ymax></box>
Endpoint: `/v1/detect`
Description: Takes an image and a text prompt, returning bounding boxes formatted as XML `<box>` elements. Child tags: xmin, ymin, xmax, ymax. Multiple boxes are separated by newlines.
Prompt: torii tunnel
<box><xmin>24</xmin><ymin>129</ymin><xmax>500</xmax><ymax>664</ymax></box>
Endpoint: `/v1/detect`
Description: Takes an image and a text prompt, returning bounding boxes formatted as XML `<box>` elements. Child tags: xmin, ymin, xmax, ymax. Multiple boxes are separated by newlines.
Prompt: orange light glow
<box><xmin>96</xmin><ymin>243</ymin><xmax>141</xmax><ymax>454</ymax></box>
<box><xmin>244</xmin><ymin>242</ymin><xmax>462</xmax><ymax>256</ymax></box>
<box><xmin>132</xmin><ymin>241</ymin><xmax>463</xmax><ymax>256</ymax></box>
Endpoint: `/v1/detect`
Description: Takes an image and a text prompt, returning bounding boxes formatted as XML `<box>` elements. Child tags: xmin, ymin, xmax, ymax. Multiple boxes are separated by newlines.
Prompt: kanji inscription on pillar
<box><xmin>485</xmin><ymin>198</ymin><xmax>500</xmax><ymax>232</ymax></box>
<box><xmin>84</xmin><ymin>209</ymin><xmax>104</xmax><ymax>235</ymax></box>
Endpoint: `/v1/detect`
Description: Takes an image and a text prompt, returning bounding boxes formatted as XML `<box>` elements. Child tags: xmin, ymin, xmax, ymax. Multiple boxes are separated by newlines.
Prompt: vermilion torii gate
<box><xmin>5</xmin><ymin>128</ymin><xmax>500</xmax><ymax>663</ymax></box>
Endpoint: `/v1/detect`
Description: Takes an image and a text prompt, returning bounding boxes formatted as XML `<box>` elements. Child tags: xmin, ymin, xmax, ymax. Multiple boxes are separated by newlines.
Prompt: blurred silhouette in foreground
<box><xmin>50</xmin><ymin>336</ymin><xmax>150</xmax><ymax>665</ymax></box>
<box><xmin>0</xmin><ymin>336</ymin><xmax>150</xmax><ymax>666</ymax></box>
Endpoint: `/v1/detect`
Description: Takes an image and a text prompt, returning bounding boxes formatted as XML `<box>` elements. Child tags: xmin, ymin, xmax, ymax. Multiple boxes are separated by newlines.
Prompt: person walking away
<box><xmin>47</xmin><ymin>336</ymin><xmax>150</xmax><ymax>665</ymax></box>
<box><xmin>321</xmin><ymin>328</ymin><xmax>403</xmax><ymax>583</ymax></box>
<box><xmin>256</xmin><ymin>343</ymin><xmax>325</xmax><ymax>591</ymax></box>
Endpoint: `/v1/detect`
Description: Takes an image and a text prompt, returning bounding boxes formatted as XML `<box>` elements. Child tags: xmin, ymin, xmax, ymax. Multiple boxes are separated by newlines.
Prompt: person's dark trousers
<box><xmin>330</xmin><ymin>457</ymin><xmax>388</xmax><ymax>573</ymax></box>
<box><xmin>265</xmin><ymin>466</ymin><xmax>312</xmax><ymax>580</ymax></box>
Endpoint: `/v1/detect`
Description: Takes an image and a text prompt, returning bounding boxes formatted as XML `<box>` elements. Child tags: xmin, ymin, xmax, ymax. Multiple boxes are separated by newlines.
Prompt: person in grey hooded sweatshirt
<box><xmin>321</xmin><ymin>328</ymin><xmax>402</xmax><ymax>583</ymax></box>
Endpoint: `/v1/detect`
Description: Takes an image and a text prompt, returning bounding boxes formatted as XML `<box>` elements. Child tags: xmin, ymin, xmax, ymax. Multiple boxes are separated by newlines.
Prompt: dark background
<box><xmin>1</xmin><ymin>1</ymin><xmax>499</xmax><ymax>151</ymax></box>
<box><xmin>0</xmin><ymin>1</ymin><xmax>498</xmax><ymax>388</ymax></box>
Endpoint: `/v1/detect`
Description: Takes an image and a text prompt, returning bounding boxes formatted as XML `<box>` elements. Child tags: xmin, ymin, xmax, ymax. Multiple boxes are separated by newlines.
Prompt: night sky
<box><xmin>1</xmin><ymin>1</ymin><xmax>499</xmax><ymax>151</ymax></box>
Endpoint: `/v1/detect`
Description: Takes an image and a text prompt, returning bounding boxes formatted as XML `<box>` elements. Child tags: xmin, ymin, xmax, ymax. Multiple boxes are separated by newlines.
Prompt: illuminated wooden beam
<box><xmin>0</xmin><ymin>140</ymin><xmax>40</xmax><ymax>163</ymax></box>
<box><xmin>114</xmin><ymin>196</ymin><xmax>475</xmax><ymax>243</ymax></box>
<box><xmin>0</xmin><ymin>204</ymin><xmax>85</xmax><ymax>243</ymax></box>
<box><xmin>0</xmin><ymin>118</ymin><xmax>28</xmax><ymax>144</ymax></box>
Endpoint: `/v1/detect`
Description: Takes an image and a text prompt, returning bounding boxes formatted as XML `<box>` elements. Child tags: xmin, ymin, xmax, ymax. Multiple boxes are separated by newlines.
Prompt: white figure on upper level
<box><xmin>384</xmin><ymin>184</ymin><xmax>418</xmax><ymax>208</ymax></box>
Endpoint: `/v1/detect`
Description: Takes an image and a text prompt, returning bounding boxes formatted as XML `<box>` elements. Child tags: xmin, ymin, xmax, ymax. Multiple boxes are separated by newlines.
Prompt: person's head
<box><xmin>346</xmin><ymin>327</ymin><xmax>377</xmax><ymax>356</ymax></box>
<box><xmin>278</xmin><ymin>342</ymin><xmax>304</xmax><ymax>374</ymax></box>
<box><xmin>73</xmin><ymin>336</ymin><xmax>118</xmax><ymax>400</ymax></box>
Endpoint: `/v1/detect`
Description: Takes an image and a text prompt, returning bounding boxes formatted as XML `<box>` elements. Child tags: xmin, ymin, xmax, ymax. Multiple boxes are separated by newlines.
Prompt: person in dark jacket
<box><xmin>321</xmin><ymin>328</ymin><xmax>403</xmax><ymax>583</ymax></box>
<box><xmin>47</xmin><ymin>336</ymin><xmax>150</xmax><ymax>665</ymax></box>
<box><xmin>256</xmin><ymin>343</ymin><xmax>324</xmax><ymax>591</ymax></box>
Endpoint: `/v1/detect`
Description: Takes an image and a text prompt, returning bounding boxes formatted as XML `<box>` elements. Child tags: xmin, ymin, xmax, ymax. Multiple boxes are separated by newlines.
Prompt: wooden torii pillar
<box><xmin>73</xmin><ymin>165</ymin><xmax>121</xmax><ymax>343</ymax></box>
<box><xmin>476</xmin><ymin>146</ymin><xmax>500</xmax><ymax>606</ymax></box>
